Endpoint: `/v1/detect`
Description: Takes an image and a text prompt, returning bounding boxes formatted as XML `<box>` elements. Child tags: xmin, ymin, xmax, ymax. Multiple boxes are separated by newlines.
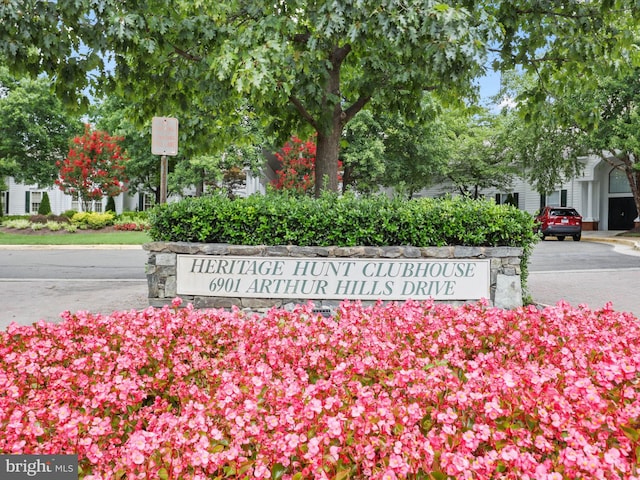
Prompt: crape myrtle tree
<box><xmin>488</xmin><ymin>71</ymin><xmax>592</xmax><ymax>198</ymax></box>
<box><xmin>522</xmin><ymin>70</ymin><xmax>640</xmax><ymax>223</ymax></box>
<box><xmin>270</xmin><ymin>135</ymin><xmax>318</xmax><ymax>195</ymax></box>
<box><xmin>55</xmin><ymin>126</ymin><xmax>128</xmax><ymax>212</ymax></box>
<box><xmin>2</xmin><ymin>1</ymin><xmax>636</xmax><ymax>197</ymax></box>
<box><xmin>340</xmin><ymin>109</ymin><xmax>386</xmax><ymax>195</ymax></box>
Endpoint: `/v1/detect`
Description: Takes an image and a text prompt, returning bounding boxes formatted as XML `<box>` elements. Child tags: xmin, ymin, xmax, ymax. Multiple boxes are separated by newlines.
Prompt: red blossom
<box><xmin>56</xmin><ymin>124</ymin><xmax>128</xmax><ymax>210</ymax></box>
<box><xmin>271</xmin><ymin>135</ymin><xmax>317</xmax><ymax>194</ymax></box>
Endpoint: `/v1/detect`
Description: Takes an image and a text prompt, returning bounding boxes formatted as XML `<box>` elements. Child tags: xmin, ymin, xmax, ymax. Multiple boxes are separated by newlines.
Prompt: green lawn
<box><xmin>0</xmin><ymin>230</ymin><xmax>151</xmax><ymax>245</ymax></box>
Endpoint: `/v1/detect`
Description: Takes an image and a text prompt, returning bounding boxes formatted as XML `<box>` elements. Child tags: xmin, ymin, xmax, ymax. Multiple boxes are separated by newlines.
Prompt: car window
<box><xmin>550</xmin><ymin>209</ymin><xmax>579</xmax><ymax>216</ymax></box>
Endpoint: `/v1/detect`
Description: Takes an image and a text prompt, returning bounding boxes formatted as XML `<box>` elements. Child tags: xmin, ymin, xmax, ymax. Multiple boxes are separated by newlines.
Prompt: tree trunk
<box><xmin>622</xmin><ymin>155</ymin><xmax>640</xmax><ymax>225</ymax></box>
<box><xmin>290</xmin><ymin>44</ymin><xmax>369</xmax><ymax>197</ymax></box>
<box><xmin>195</xmin><ymin>167</ymin><xmax>205</xmax><ymax>197</ymax></box>
<box><xmin>315</xmin><ymin>122</ymin><xmax>342</xmax><ymax>196</ymax></box>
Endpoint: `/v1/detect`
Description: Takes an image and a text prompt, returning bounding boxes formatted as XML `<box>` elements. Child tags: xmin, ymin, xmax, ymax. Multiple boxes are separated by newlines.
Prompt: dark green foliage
<box><xmin>148</xmin><ymin>193</ymin><xmax>537</xmax><ymax>249</ymax></box>
<box><xmin>37</xmin><ymin>192</ymin><xmax>51</xmax><ymax>215</ymax></box>
<box><xmin>105</xmin><ymin>196</ymin><xmax>116</xmax><ymax>213</ymax></box>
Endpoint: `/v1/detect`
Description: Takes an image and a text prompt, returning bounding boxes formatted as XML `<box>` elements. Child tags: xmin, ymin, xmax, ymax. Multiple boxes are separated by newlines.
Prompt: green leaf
<box><xmin>271</xmin><ymin>463</ymin><xmax>286</xmax><ymax>480</ymax></box>
<box><xmin>333</xmin><ymin>468</ymin><xmax>350</xmax><ymax>480</ymax></box>
<box><xmin>621</xmin><ymin>425</ymin><xmax>640</xmax><ymax>442</ymax></box>
<box><xmin>430</xmin><ymin>471</ymin><xmax>448</xmax><ymax>480</ymax></box>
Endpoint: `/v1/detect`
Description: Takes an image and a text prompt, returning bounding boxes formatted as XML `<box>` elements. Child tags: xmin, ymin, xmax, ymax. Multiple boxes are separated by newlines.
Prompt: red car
<box><xmin>535</xmin><ymin>206</ymin><xmax>582</xmax><ymax>241</ymax></box>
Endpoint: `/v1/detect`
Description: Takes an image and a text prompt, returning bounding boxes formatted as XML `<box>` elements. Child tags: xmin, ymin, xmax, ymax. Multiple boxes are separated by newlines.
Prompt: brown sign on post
<box><xmin>151</xmin><ymin>117</ymin><xmax>179</xmax><ymax>156</ymax></box>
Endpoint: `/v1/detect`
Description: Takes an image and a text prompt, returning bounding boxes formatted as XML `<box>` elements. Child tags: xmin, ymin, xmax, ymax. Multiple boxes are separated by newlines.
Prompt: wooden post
<box><xmin>160</xmin><ymin>155</ymin><xmax>168</xmax><ymax>204</ymax></box>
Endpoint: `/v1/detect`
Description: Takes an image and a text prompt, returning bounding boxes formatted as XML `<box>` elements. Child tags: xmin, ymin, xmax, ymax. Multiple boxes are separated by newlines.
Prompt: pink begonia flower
<box><xmin>2</xmin><ymin>300</ymin><xmax>640</xmax><ymax>479</ymax></box>
<box><xmin>503</xmin><ymin>371</ymin><xmax>516</xmax><ymax>388</ymax></box>
<box><xmin>130</xmin><ymin>451</ymin><xmax>145</xmax><ymax>465</ymax></box>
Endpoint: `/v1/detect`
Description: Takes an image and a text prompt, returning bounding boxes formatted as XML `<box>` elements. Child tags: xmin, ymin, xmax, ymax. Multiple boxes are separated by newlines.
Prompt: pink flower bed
<box><xmin>1</xmin><ymin>299</ymin><xmax>639</xmax><ymax>479</ymax></box>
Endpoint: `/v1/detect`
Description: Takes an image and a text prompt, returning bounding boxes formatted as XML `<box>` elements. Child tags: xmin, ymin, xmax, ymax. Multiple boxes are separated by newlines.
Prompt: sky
<box><xmin>478</xmin><ymin>69</ymin><xmax>502</xmax><ymax>101</ymax></box>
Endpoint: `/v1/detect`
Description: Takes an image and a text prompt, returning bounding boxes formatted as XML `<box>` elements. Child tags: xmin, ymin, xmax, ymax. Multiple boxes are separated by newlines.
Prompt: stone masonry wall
<box><xmin>144</xmin><ymin>242</ymin><xmax>524</xmax><ymax>312</ymax></box>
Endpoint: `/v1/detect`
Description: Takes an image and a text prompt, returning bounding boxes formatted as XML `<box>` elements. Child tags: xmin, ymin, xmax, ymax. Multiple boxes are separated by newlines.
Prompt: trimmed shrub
<box><xmin>37</xmin><ymin>192</ymin><xmax>52</xmax><ymax>215</ymax></box>
<box><xmin>105</xmin><ymin>196</ymin><xmax>116</xmax><ymax>213</ymax></box>
<box><xmin>71</xmin><ymin>211</ymin><xmax>115</xmax><ymax>229</ymax></box>
<box><xmin>148</xmin><ymin>193</ymin><xmax>537</xmax><ymax>249</ymax></box>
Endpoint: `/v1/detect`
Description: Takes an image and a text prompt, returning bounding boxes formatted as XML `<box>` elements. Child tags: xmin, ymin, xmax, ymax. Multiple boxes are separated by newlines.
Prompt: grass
<box><xmin>0</xmin><ymin>230</ymin><xmax>151</xmax><ymax>245</ymax></box>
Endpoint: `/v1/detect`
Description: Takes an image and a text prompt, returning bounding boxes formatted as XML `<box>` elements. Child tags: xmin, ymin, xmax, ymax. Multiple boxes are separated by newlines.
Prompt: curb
<box><xmin>581</xmin><ymin>236</ymin><xmax>640</xmax><ymax>252</ymax></box>
<box><xmin>0</xmin><ymin>244</ymin><xmax>144</xmax><ymax>250</ymax></box>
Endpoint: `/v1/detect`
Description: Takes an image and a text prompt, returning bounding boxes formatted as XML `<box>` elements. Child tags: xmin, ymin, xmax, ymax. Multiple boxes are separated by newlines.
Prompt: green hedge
<box><xmin>148</xmin><ymin>193</ymin><xmax>537</xmax><ymax>249</ymax></box>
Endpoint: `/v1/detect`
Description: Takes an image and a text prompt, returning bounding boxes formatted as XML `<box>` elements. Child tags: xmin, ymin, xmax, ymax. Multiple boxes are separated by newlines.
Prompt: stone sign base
<box><xmin>144</xmin><ymin>242</ymin><xmax>524</xmax><ymax>312</ymax></box>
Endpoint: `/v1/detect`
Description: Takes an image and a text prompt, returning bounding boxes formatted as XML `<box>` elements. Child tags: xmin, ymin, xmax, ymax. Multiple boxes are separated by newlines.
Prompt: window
<box><xmin>1</xmin><ymin>191</ymin><xmax>8</xmax><ymax>215</ymax></box>
<box><xmin>550</xmin><ymin>208</ymin><xmax>579</xmax><ymax>217</ymax></box>
<box><xmin>26</xmin><ymin>191</ymin><xmax>43</xmax><ymax>214</ymax></box>
<box><xmin>609</xmin><ymin>168</ymin><xmax>631</xmax><ymax>194</ymax></box>
<box><xmin>495</xmin><ymin>193</ymin><xmax>519</xmax><ymax>207</ymax></box>
<box><xmin>540</xmin><ymin>189</ymin><xmax>568</xmax><ymax>208</ymax></box>
<box><xmin>138</xmin><ymin>193</ymin><xmax>154</xmax><ymax>211</ymax></box>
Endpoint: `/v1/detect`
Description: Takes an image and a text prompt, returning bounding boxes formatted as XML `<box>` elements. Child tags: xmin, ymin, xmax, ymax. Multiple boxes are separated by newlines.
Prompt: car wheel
<box><xmin>573</xmin><ymin>233</ymin><xmax>581</xmax><ymax>241</ymax></box>
<box><xmin>557</xmin><ymin>236</ymin><xmax>565</xmax><ymax>241</ymax></box>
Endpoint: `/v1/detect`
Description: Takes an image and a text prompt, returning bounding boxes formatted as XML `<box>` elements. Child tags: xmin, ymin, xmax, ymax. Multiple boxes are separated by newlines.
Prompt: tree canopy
<box><xmin>0</xmin><ymin>66</ymin><xmax>81</xmax><ymax>186</ymax></box>
<box><xmin>441</xmin><ymin>108</ymin><xmax>519</xmax><ymax>199</ymax></box>
<box><xmin>1</xmin><ymin>0</ymin><xmax>638</xmax><ymax>196</ymax></box>
<box><xmin>571</xmin><ymin>72</ymin><xmax>640</xmax><ymax>221</ymax></box>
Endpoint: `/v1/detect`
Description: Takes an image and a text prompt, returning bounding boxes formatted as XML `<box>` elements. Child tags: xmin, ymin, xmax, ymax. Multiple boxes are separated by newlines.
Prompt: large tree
<box><xmin>442</xmin><ymin>109</ymin><xmax>519</xmax><ymax>199</ymax></box>
<box><xmin>0</xmin><ymin>66</ymin><xmax>81</xmax><ymax>186</ymax></box>
<box><xmin>585</xmin><ymin>72</ymin><xmax>640</xmax><ymax>223</ymax></box>
<box><xmin>1</xmin><ymin>1</ymin><xmax>638</xmax><ymax>195</ymax></box>
<box><xmin>381</xmin><ymin>111</ymin><xmax>450</xmax><ymax>199</ymax></box>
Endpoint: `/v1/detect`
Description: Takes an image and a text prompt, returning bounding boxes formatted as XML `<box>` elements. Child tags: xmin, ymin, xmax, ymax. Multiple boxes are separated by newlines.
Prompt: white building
<box><xmin>3</xmin><ymin>154</ymin><xmax>638</xmax><ymax>231</ymax></box>
<box><xmin>1</xmin><ymin>177</ymin><xmax>147</xmax><ymax>216</ymax></box>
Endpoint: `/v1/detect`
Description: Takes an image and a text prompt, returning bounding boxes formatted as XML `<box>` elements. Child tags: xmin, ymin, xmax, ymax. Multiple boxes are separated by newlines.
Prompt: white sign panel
<box><xmin>177</xmin><ymin>256</ymin><xmax>490</xmax><ymax>300</ymax></box>
<box><xmin>151</xmin><ymin>117</ymin><xmax>179</xmax><ymax>156</ymax></box>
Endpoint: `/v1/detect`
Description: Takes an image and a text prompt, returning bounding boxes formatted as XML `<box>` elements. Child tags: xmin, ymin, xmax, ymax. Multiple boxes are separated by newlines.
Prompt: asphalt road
<box><xmin>0</xmin><ymin>247</ymin><xmax>149</xmax><ymax>329</ymax></box>
<box><xmin>527</xmin><ymin>239</ymin><xmax>640</xmax><ymax>317</ymax></box>
<box><xmin>1</xmin><ymin>240</ymin><xmax>638</xmax><ymax>329</ymax></box>
<box><xmin>0</xmin><ymin>246</ymin><xmax>147</xmax><ymax>279</ymax></box>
